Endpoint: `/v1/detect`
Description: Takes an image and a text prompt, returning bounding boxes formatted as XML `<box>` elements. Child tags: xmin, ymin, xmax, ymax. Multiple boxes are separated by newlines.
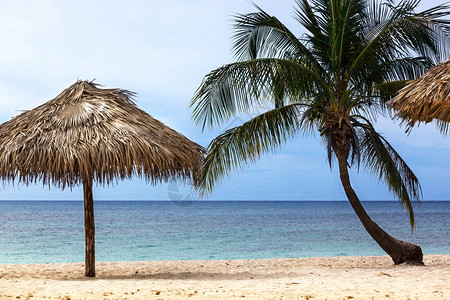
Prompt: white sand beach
<box><xmin>0</xmin><ymin>254</ymin><xmax>448</xmax><ymax>299</ymax></box>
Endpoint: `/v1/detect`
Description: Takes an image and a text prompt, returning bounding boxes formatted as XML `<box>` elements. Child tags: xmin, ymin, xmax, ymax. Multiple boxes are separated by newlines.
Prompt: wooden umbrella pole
<box><xmin>83</xmin><ymin>176</ymin><xmax>95</xmax><ymax>277</ymax></box>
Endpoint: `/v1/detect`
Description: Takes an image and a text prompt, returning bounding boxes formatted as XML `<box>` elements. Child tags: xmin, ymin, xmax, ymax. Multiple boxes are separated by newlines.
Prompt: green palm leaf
<box><xmin>200</xmin><ymin>104</ymin><xmax>302</xmax><ymax>195</ymax></box>
<box><xmin>349</xmin><ymin>0</ymin><xmax>450</xmax><ymax>80</ymax></box>
<box><xmin>233</xmin><ymin>2</ymin><xmax>322</xmax><ymax>73</ymax></box>
<box><xmin>190</xmin><ymin>58</ymin><xmax>332</xmax><ymax>130</ymax></box>
<box><xmin>355</xmin><ymin>118</ymin><xmax>421</xmax><ymax>228</ymax></box>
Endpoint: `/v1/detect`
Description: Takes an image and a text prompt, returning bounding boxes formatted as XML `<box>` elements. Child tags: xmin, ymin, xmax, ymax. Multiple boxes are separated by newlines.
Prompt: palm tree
<box><xmin>190</xmin><ymin>0</ymin><xmax>450</xmax><ymax>264</ymax></box>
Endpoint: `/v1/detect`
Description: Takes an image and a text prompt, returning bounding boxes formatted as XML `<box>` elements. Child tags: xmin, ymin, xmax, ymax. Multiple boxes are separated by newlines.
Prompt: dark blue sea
<box><xmin>0</xmin><ymin>201</ymin><xmax>448</xmax><ymax>264</ymax></box>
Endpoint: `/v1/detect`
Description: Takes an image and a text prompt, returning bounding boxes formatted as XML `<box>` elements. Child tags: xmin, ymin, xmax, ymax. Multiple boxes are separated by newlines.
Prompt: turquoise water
<box><xmin>0</xmin><ymin>201</ymin><xmax>448</xmax><ymax>264</ymax></box>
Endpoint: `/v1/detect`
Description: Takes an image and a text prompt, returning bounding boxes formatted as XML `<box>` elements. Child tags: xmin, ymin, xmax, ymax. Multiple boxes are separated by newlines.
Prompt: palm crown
<box><xmin>191</xmin><ymin>0</ymin><xmax>449</xmax><ymax>230</ymax></box>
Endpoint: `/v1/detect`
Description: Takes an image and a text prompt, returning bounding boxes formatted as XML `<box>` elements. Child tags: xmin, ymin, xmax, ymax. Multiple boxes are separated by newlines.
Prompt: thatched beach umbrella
<box><xmin>0</xmin><ymin>80</ymin><xmax>204</xmax><ymax>277</ymax></box>
<box><xmin>389</xmin><ymin>59</ymin><xmax>450</xmax><ymax>133</ymax></box>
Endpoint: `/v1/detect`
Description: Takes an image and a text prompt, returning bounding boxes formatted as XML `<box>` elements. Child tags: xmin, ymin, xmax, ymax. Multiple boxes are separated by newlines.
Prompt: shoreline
<box><xmin>2</xmin><ymin>251</ymin><xmax>450</xmax><ymax>265</ymax></box>
<box><xmin>0</xmin><ymin>255</ymin><xmax>448</xmax><ymax>299</ymax></box>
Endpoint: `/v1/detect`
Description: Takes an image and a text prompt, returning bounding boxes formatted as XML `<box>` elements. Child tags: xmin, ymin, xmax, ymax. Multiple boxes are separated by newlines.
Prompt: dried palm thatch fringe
<box><xmin>389</xmin><ymin>59</ymin><xmax>450</xmax><ymax>130</ymax></box>
<box><xmin>0</xmin><ymin>80</ymin><xmax>205</xmax><ymax>189</ymax></box>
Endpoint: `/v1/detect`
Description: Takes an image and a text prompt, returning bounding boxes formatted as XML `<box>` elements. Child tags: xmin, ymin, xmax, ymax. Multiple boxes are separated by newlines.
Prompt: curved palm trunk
<box><xmin>337</xmin><ymin>155</ymin><xmax>423</xmax><ymax>265</ymax></box>
<box><xmin>83</xmin><ymin>177</ymin><xmax>96</xmax><ymax>277</ymax></box>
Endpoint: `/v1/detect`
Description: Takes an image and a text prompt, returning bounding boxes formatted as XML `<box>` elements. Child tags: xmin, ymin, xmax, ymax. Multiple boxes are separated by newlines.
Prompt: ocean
<box><xmin>0</xmin><ymin>201</ymin><xmax>448</xmax><ymax>264</ymax></box>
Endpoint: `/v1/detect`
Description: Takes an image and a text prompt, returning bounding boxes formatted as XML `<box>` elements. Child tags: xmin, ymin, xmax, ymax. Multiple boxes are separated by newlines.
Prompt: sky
<box><xmin>0</xmin><ymin>0</ymin><xmax>448</xmax><ymax>201</ymax></box>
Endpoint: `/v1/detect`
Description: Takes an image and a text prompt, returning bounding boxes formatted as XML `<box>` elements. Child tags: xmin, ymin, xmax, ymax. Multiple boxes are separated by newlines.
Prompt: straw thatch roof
<box><xmin>389</xmin><ymin>59</ymin><xmax>450</xmax><ymax>129</ymax></box>
<box><xmin>0</xmin><ymin>80</ymin><xmax>204</xmax><ymax>188</ymax></box>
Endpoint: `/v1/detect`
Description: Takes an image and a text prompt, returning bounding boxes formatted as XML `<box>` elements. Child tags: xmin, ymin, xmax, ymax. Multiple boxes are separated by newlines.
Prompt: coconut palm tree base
<box><xmin>391</xmin><ymin>241</ymin><xmax>424</xmax><ymax>265</ymax></box>
<box><xmin>338</xmin><ymin>156</ymin><xmax>424</xmax><ymax>265</ymax></box>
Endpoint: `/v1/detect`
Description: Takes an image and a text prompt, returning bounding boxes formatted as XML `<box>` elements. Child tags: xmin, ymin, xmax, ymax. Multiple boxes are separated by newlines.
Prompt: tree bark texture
<box><xmin>337</xmin><ymin>155</ymin><xmax>423</xmax><ymax>265</ymax></box>
<box><xmin>83</xmin><ymin>177</ymin><xmax>96</xmax><ymax>277</ymax></box>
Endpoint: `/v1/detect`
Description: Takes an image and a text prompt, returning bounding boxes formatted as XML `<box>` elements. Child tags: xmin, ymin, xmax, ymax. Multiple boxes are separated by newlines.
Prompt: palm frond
<box><xmin>415</xmin><ymin>2</ymin><xmax>450</xmax><ymax>62</ymax></box>
<box><xmin>349</xmin><ymin>56</ymin><xmax>432</xmax><ymax>112</ymax></box>
<box><xmin>349</xmin><ymin>56</ymin><xmax>433</xmax><ymax>115</ymax></box>
<box><xmin>294</xmin><ymin>0</ymin><xmax>322</xmax><ymax>38</ymax></box>
<box><xmin>355</xmin><ymin>118</ymin><xmax>421</xmax><ymax>229</ymax></box>
<box><xmin>233</xmin><ymin>3</ymin><xmax>322</xmax><ymax>74</ymax></box>
<box><xmin>331</xmin><ymin>0</ymin><xmax>366</xmax><ymax>71</ymax></box>
<box><xmin>299</xmin><ymin>106</ymin><xmax>323</xmax><ymax>135</ymax></box>
<box><xmin>294</xmin><ymin>0</ymin><xmax>329</xmax><ymax>62</ymax></box>
<box><xmin>199</xmin><ymin>104</ymin><xmax>302</xmax><ymax>195</ymax></box>
<box><xmin>371</xmin><ymin>80</ymin><xmax>409</xmax><ymax>105</ymax></box>
<box><xmin>372</xmin><ymin>57</ymin><xmax>433</xmax><ymax>84</ymax></box>
<box><xmin>190</xmin><ymin>58</ymin><xmax>332</xmax><ymax>130</ymax></box>
<box><xmin>349</xmin><ymin>0</ymin><xmax>450</xmax><ymax>81</ymax></box>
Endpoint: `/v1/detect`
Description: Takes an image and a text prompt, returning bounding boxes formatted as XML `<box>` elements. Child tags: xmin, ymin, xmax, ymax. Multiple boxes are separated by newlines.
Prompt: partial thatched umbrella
<box><xmin>0</xmin><ymin>80</ymin><xmax>204</xmax><ymax>277</ymax></box>
<box><xmin>389</xmin><ymin>59</ymin><xmax>450</xmax><ymax>133</ymax></box>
